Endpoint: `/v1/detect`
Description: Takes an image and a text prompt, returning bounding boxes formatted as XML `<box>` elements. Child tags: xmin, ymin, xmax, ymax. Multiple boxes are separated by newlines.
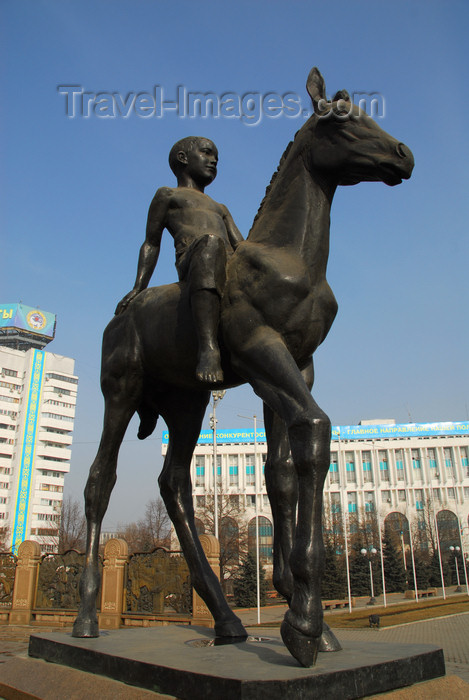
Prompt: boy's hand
<box><xmin>115</xmin><ymin>289</ymin><xmax>140</xmax><ymax>315</ymax></box>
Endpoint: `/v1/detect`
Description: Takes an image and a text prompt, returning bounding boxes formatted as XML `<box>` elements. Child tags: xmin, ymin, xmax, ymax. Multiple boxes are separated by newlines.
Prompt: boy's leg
<box><xmin>192</xmin><ymin>288</ymin><xmax>223</xmax><ymax>383</ymax></box>
<box><xmin>185</xmin><ymin>234</ymin><xmax>227</xmax><ymax>383</ymax></box>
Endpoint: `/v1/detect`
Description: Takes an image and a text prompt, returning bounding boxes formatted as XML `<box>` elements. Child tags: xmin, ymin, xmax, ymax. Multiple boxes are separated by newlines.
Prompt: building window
<box><xmin>427</xmin><ymin>448</ymin><xmax>437</xmax><ymax>470</ymax></box>
<box><xmin>248</xmin><ymin>516</ymin><xmax>273</xmax><ymax>562</ymax></box>
<box><xmin>447</xmin><ymin>487</ymin><xmax>455</xmax><ymax>500</ymax></box>
<box><xmin>45</xmin><ymin>373</ymin><xmax>78</xmax><ymax>385</ymax></box>
<box><xmin>460</xmin><ymin>446</ymin><xmax>469</xmax><ymax>475</ymax></box>
<box><xmin>444</xmin><ymin>447</ymin><xmax>453</xmax><ymax>469</ymax></box>
<box><xmin>246</xmin><ymin>494</ymin><xmax>256</xmax><ymax>507</ymax></box>
<box><xmin>364</xmin><ymin>492</ymin><xmax>375</xmax><ymax>512</ymax></box>
<box><xmin>412</xmin><ymin>449</ymin><xmax>421</xmax><ymax>470</ymax></box>
<box><xmin>347</xmin><ymin>492</ymin><xmax>357</xmax><ymax>513</ymax></box>
<box><xmin>345</xmin><ymin>452</ymin><xmax>355</xmax><ymax>483</ymax></box>
<box><xmin>2</xmin><ymin>368</ymin><xmax>18</xmax><ymax>377</ymax></box>
<box><xmin>329</xmin><ymin>453</ymin><xmax>339</xmax><ymax>483</ymax></box>
<box><xmin>415</xmin><ymin>489</ymin><xmax>424</xmax><ymax>510</ymax></box>
<box><xmin>379</xmin><ymin>450</ymin><xmax>389</xmax><ymax>480</ymax></box>
<box><xmin>196</xmin><ymin>495</ymin><xmax>205</xmax><ymax>509</ymax></box>
<box><xmin>433</xmin><ymin>488</ymin><xmax>441</xmax><ymax>501</ymax></box>
<box><xmin>398</xmin><ymin>490</ymin><xmax>406</xmax><ymax>502</ymax></box>
<box><xmin>362</xmin><ymin>451</ymin><xmax>372</xmax><ymax>482</ymax></box>
<box><xmin>381</xmin><ymin>490</ymin><xmax>391</xmax><ymax>504</ymax></box>
<box><xmin>395</xmin><ymin>449</ymin><xmax>404</xmax><ymax>480</ymax></box>
<box><xmin>195</xmin><ymin>456</ymin><xmax>205</xmax><ymax>487</ymax></box>
<box><xmin>330</xmin><ymin>492</ymin><xmax>341</xmax><ymax>514</ymax></box>
<box><xmin>246</xmin><ymin>462</ymin><xmax>255</xmax><ymax>485</ymax></box>
<box><xmin>229</xmin><ymin>455</ymin><xmax>239</xmax><ymax>486</ymax></box>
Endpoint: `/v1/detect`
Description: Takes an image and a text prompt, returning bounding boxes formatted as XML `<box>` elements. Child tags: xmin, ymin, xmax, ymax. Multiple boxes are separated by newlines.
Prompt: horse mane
<box><xmin>250</xmin><ymin>139</ymin><xmax>294</xmax><ymax>232</ymax></box>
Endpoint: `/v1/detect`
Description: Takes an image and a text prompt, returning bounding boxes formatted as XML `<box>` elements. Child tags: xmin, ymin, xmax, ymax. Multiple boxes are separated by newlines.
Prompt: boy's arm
<box><xmin>221</xmin><ymin>205</ymin><xmax>244</xmax><ymax>249</ymax></box>
<box><xmin>115</xmin><ymin>188</ymin><xmax>171</xmax><ymax>315</ymax></box>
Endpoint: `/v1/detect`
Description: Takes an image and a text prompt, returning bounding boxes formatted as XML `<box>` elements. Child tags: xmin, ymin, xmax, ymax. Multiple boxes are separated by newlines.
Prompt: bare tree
<box><xmin>195</xmin><ymin>494</ymin><xmax>249</xmax><ymax>591</ymax></box>
<box><xmin>0</xmin><ymin>525</ymin><xmax>10</xmax><ymax>552</ymax></box>
<box><xmin>116</xmin><ymin>497</ymin><xmax>171</xmax><ymax>554</ymax></box>
<box><xmin>58</xmin><ymin>497</ymin><xmax>87</xmax><ymax>553</ymax></box>
<box><xmin>144</xmin><ymin>498</ymin><xmax>171</xmax><ymax>545</ymax></box>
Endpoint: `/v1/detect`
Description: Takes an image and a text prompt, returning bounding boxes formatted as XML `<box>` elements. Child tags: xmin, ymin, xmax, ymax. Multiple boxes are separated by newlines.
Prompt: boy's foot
<box><xmin>196</xmin><ymin>348</ymin><xmax>224</xmax><ymax>383</ymax></box>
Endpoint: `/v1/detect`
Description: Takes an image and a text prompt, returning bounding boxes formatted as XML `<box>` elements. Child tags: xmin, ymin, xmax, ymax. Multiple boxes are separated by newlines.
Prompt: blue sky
<box><xmin>2</xmin><ymin>1</ymin><xmax>469</xmax><ymax>528</ymax></box>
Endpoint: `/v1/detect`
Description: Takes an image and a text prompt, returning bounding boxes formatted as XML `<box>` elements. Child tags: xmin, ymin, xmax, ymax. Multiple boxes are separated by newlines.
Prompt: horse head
<box><xmin>299</xmin><ymin>67</ymin><xmax>414</xmax><ymax>188</ymax></box>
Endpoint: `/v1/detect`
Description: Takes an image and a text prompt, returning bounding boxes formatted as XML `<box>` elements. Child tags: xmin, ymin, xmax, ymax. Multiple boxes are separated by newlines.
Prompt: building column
<box><xmin>98</xmin><ymin>538</ymin><xmax>129</xmax><ymax>630</ymax></box>
<box><xmin>9</xmin><ymin>540</ymin><xmax>41</xmax><ymax>625</ymax></box>
<box><xmin>192</xmin><ymin>534</ymin><xmax>220</xmax><ymax>628</ymax></box>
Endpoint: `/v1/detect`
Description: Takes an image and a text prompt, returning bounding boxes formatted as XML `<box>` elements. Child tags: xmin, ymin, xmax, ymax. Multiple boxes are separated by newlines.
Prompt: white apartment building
<box><xmin>0</xmin><ymin>304</ymin><xmax>78</xmax><ymax>553</ymax></box>
<box><xmin>162</xmin><ymin>419</ymin><xmax>469</xmax><ymax>563</ymax></box>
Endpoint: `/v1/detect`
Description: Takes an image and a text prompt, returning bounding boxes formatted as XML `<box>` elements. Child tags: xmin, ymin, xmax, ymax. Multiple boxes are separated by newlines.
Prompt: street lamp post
<box><xmin>449</xmin><ymin>545</ymin><xmax>462</xmax><ymax>593</ymax></box>
<box><xmin>238</xmin><ymin>413</ymin><xmax>262</xmax><ymax>624</ymax></box>
<box><xmin>209</xmin><ymin>390</ymin><xmax>226</xmax><ymax>540</ymax></box>
<box><xmin>361</xmin><ymin>547</ymin><xmax>377</xmax><ymax>605</ymax></box>
<box><xmin>400</xmin><ymin>530</ymin><xmax>407</xmax><ymax>570</ymax></box>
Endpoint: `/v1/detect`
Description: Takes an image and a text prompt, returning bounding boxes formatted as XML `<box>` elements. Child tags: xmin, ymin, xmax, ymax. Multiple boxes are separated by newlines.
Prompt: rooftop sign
<box><xmin>162</xmin><ymin>421</ymin><xmax>469</xmax><ymax>445</ymax></box>
<box><xmin>0</xmin><ymin>303</ymin><xmax>56</xmax><ymax>339</ymax></box>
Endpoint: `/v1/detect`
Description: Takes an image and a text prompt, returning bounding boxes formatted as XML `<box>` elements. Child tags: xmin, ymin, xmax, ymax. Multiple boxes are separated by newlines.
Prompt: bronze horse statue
<box><xmin>73</xmin><ymin>67</ymin><xmax>414</xmax><ymax>666</ymax></box>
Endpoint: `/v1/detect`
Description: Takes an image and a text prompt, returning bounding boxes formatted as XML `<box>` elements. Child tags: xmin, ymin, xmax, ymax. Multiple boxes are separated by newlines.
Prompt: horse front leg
<box><xmin>279</xmin><ymin>409</ymin><xmax>331</xmax><ymax>664</ymax></box>
<box><xmin>263</xmin><ymin>402</ymin><xmax>297</xmax><ymax>603</ymax></box>
<box><xmin>264</xmin><ymin>363</ymin><xmax>341</xmax><ymax>654</ymax></box>
<box><xmin>231</xmin><ymin>333</ymin><xmax>331</xmax><ymax>666</ymax></box>
<box><xmin>159</xmin><ymin>391</ymin><xmax>247</xmax><ymax>640</ymax></box>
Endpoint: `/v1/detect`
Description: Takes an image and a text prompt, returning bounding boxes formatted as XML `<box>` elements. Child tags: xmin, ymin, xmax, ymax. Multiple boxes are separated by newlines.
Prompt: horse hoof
<box><xmin>214</xmin><ymin>617</ymin><xmax>248</xmax><ymax>639</ymax></box>
<box><xmin>280</xmin><ymin>619</ymin><xmax>320</xmax><ymax>667</ymax></box>
<box><xmin>72</xmin><ymin>617</ymin><xmax>99</xmax><ymax>638</ymax></box>
<box><xmin>319</xmin><ymin>622</ymin><xmax>342</xmax><ymax>652</ymax></box>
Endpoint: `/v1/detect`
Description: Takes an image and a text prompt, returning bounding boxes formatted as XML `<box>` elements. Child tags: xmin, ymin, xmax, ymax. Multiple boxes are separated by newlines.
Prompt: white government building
<box><xmin>0</xmin><ymin>303</ymin><xmax>78</xmax><ymax>553</ymax></box>
<box><xmin>162</xmin><ymin>418</ymin><xmax>469</xmax><ymax>564</ymax></box>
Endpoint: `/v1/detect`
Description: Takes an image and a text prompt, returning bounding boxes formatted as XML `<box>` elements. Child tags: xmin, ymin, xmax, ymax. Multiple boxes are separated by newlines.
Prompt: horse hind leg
<box><xmin>72</xmin><ymin>377</ymin><xmax>140</xmax><ymax>637</ymax></box>
<box><xmin>159</xmin><ymin>391</ymin><xmax>247</xmax><ymax>639</ymax></box>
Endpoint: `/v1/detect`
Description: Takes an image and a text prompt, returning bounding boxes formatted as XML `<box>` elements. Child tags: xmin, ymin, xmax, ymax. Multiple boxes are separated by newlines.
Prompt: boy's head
<box><xmin>169</xmin><ymin>137</ymin><xmax>218</xmax><ymax>185</ymax></box>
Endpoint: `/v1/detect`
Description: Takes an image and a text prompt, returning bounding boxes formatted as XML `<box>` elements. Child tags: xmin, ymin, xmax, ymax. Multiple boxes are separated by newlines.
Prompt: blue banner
<box><xmin>10</xmin><ymin>349</ymin><xmax>46</xmax><ymax>553</ymax></box>
<box><xmin>162</xmin><ymin>421</ymin><xmax>469</xmax><ymax>445</ymax></box>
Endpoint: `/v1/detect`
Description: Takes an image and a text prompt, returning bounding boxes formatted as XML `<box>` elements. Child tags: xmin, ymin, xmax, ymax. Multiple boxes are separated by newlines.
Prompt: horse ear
<box><xmin>306</xmin><ymin>67</ymin><xmax>327</xmax><ymax>113</ymax></box>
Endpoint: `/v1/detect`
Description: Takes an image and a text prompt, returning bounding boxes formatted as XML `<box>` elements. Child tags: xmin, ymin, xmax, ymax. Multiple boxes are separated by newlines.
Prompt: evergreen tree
<box><xmin>407</xmin><ymin>554</ymin><xmax>431</xmax><ymax>590</ymax></box>
<box><xmin>321</xmin><ymin>541</ymin><xmax>347</xmax><ymax>599</ymax></box>
<box><xmin>349</xmin><ymin>541</ymin><xmax>383</xmax><ymax>597</ymax></box>
<box><xmin>428</xmin><ymin>551</ymin><xmax>450</xmax><ymax>588</ymax></box>
<box><xmin>349</xmin><ymin>543</ymin><xmax>373</xmax><ymax>596</ymax></box>
<box><xmin>382</xmin><ymin>531</ymin><xmax>406</xmax><ymax>593</ymax></box>
<box><xmin>233</xmin><ymin>553</ymin><xmax>268</xmax><ymax>607</ymax></box>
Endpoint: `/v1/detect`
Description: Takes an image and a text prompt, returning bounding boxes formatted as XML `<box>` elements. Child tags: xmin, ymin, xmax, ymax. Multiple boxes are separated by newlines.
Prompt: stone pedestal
<box><xmin>9</xmin><ymin>540</ymin><xmax>41</xmax><ymax>625</ymax></box>
<box><xmin>28</xmin><ymin>625</ymin><xmax>446</xmax><ymax>700</ymax></box>
<box><xmin>98</xmin><ymin>538</ymin><xmax>129</xmax><ymax>630</ymax></box>
<box><xmin>192</xmin><ymin>534</ymin><xmax>219</xmax><ymax>628</ymax></box>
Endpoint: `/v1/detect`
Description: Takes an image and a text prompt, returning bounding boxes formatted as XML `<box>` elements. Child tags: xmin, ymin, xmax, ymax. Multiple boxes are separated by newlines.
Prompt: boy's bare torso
<box><xmin>158</xmin><ymin>186</ymin><xmax>234</xmax><ymax>258</ymax></box>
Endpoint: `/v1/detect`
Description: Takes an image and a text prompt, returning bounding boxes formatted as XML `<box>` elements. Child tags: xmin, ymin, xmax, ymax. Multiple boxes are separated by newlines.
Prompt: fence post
<box><xmin>98</xmin><ymin>538</ymin><xmax>129</xmax><ymax>630</ymax></box>
<box><xmin>192</xmin><ymin>534</ymin><xmax>220</xmax><ymax>628</ymax></box>
<box><xmin>9</xmin><ymin>540</ymin><xmax>41</xmax><ymax>625</ymax></box>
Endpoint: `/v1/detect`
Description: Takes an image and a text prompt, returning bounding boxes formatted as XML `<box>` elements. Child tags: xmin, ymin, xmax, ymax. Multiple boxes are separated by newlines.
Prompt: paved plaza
<box><xmin>0</xmin><ymin>603</ymin><xmax>468</xmax><ymax>696</ymax></box>
<box><xmin>237</xmin><ymin>600</ymin><xmax>469</xmax><ymax>684</ymax></box>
